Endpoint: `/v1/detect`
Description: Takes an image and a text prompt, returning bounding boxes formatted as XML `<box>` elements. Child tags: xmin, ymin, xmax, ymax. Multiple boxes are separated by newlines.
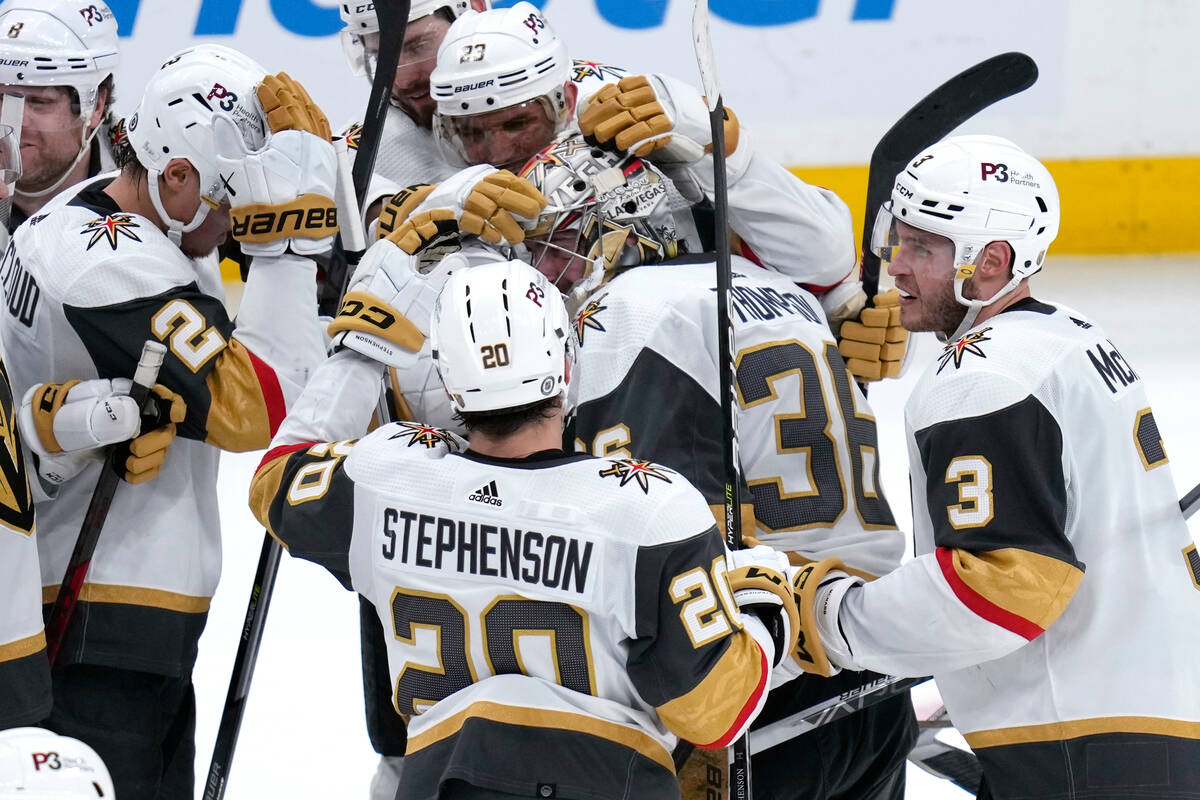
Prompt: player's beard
<box><xmin>905</xmin><ymin>276</ymin><xmax>968</xmax><ymax>338</ymax></box>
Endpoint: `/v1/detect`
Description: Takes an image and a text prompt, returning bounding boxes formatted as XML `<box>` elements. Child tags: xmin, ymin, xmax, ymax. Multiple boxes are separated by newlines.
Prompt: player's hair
<box><xmin>455</xmin><ymin>396</ymin><xmax>561</xmax><ymax>439</ymax></box>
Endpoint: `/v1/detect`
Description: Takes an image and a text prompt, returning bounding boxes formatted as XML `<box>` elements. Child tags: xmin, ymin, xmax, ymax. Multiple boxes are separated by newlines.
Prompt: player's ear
<box><xmin>564</xmin><ymin>81</ymin><xmax>578</xmax><ymax>117</ymax></box>
<box><xmin>979</xmin><ymin>240</ymin><xmax>1015</xmax><ymax>280</ymax></box>
<box><xmin>469</xmin><ymin>0</ymin><xmax>488</xmax><ymax>10</ymax></box>
<box><xmin>160</xmin><ymin>158</ymin><xmax>198</xmax><ymax>194</ymax></box>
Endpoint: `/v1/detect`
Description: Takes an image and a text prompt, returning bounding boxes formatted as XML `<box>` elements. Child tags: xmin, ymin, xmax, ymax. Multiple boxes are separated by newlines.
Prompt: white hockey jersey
<box><xmin>249</xmin><ymin>351</ymin><xmax>776</xmax><ymax>800</ymax></box>
<box><xmin>0</xmin><ymin>175</ymin><xmax>324</xmax><ymax>676</ymax></box>
<box><xmin>570</xmin><ymin>257</ymin><xmax>904</xmax><ymax>579</ymax></box>
<box><xmin>0</xmin><ymin>354</ymin><xmax>47</xmax><ymax>727</ymax></box>
<box><xmin>835</xmin><ymin>298</ymin><xmax>1200</xmax><ymax>797</ymax></box>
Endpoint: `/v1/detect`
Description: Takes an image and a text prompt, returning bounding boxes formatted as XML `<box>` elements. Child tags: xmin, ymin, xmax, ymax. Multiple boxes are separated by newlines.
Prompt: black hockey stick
<box><xmin>202</xmin><ymin>4</ymin><xmax>412</xmax><ymax>798</ymax></box>
<box><xmin>1181</xmin><ymin>480</ymin><xmax>1200</xmax><ymax>520</ymax></box>
<box><xmin>692</xmin><ymin>3</ymin><xmax>752</xmax><ymax>797</ymax></box>
<box><xmin>861</xmin><ymin>52</ymin><xmax>1039</xmax><ymax>300</ymax></box>
<box><xmin>45</xmin><ymin>340</ymin><xmax>168</xmax><ymax>665</ymax></box>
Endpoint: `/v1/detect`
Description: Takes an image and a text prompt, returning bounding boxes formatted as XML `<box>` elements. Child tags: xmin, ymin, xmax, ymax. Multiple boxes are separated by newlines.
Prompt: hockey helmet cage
<box><xmin>871</xmin><ymin>134</ymin><xmax>1059</xmax><ymax>338</ymax></box>
<box><xmin>0</xmin><ymin>0</ymin><xmax>119</xmax><ymax>121</ymax></box>
<box><xmin>431</xmin><ymin>258</ymin><xmax>576</xmax><ymax>415</ymax></box>
<box><xmin>431</xmin><ymin>2</ymin><xmax>570</xmax><ymax>164</ymax></box>
<box><xmin>0</xmin><ymin>727</ymin><xmax>115</xmax><ymax>799</ymax></box>
<box><xmin>125</xmin><ymin>44</ymin><xmax>267</xmax><ymax>242</ymax></box>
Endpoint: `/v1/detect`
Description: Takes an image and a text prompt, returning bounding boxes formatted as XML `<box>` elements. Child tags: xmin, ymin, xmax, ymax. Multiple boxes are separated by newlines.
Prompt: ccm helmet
<box><xmin>431</xmin><ymin>2</ymin><xmax>571</xmax><ymax>166</ymax></box>
<box><xmin>125</xmin><ymin>44</ymin><xmax>267</xmax><ymax>243</ymax></box>
<box><xmin>0</xmin><ymin>727</ymin><xmax>114</xmax><ymax>799</ymax></box>
<box><xmin>338</xmin><ymin>0</ymin><xmax>475</xmax><ymax>78</ymax></box>
<box><xmin>431</xmin><ymin>258</ymin><xmax>575</xmax><ymax>414</ymax></box>
<box><xmin>871</xmin><ymin>134</ymin><xmax>1059</xmax><ymax>339</ymax></box>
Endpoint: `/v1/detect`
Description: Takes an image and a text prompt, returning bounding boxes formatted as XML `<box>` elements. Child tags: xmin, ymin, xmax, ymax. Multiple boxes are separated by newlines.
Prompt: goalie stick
<box><xmin>202</xmin><ymin>4</ymin><xmax>412</xmax><ymax>798</ymax></box>
<box><xmin>691</xmin><ymin>3</ymin><xmax>753</xmax><ymax>798</ymax></box>
<box><xmin>45</xmin><ymin>340</ymin><xmax>169</xmax><ymax>664</ymax></box>
<box><xmin>860</xmin><ymin>51</ymin><xmax>1039</xmax><ymax>300</ymax></box>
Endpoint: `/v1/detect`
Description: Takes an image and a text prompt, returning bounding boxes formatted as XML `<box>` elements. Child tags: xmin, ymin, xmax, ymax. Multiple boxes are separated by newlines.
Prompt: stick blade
<box><xmin>692</xmin><ymin>0</ymin><xmax>721</xmax><ymax>111</ymax></box>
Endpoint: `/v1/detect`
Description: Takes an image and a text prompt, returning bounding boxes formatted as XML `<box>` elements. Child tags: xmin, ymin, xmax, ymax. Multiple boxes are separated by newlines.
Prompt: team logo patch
<box><xmin>342</xmin><ymin>121</ymin><xmax>363</xmax><ymax>151</ymax></box>
<box><xmin>388</xmin><ymin>421</ymin><xmax>458</xmax><ymax>450</ymax></box>
<box><xmin>571</xmin><ymin>59</ymin><xmax>626</xmax><ymax>84</ymax></box>
<box><xmin>81</xmin><ymin>214</ymin><xmax>142</xmax><ymax>251</ymax></box>
<box><xmin>937</xmin><ymin>327</ymin><xmax>992</xmax><ymax>373</ymax></box>
<box><xmin>575</xmin><ymin>294</ymin><xmax>608</xmax><ymax>344</ymax></box>
<box><xmin>598</xmin><ymin>458</ymin><xmax>673</xmax><ymax>494</ymax></box>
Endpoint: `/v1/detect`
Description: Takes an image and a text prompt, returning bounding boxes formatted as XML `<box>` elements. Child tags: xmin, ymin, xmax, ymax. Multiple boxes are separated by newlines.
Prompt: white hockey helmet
<box><xmin>871</xmin><ymin>134</ymin><xmax>1059</xmax><ymax>339</ymax></box>
<box><xmin>338</xmin><ymin>0</ymin><xmax>475</xmax><ymax>77</ymax></box>
<box><xmin>0</xmin><ymin>727</ymin><xmax>114</xmax><ymax>799</ymax></box>
<box><xmin>519</xmin><ymin>133</ymin><xmax>696</xmax><ymax>298</ymax></box>
<box><xmin>125</xmin><ymin>44</ymin><xmax>267</xmax><ymax>242</ymax></box>
<box><xmin>431</xmin><ymin>2</ymin><xmax>570</xmax><ymax>164</ymax></box>
<box><xmin>0</xmin><ymin>0</ymin><xmax>119</xmax><ymax>122</ymax></box>
<box><xmin>431</xmin><ymin>258</ymin><xmax>576</xmax><ymax>415</ymax></box>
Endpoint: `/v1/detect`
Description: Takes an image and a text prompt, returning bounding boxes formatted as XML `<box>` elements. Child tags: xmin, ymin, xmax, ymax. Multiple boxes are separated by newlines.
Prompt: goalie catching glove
<box><xmin>579</xmin><ymin>73</ymin><xmax>739</xmax><ymax>165</ymax></box>
<box><xmin>217</xmin><ymin>72</ymin><xmax>338</xmax><ymax>259</ymax></box>
<box><xmin>376</xmin><ymin>167</ymin><xmax>546</xmax><ymax>261</ymax></box>
<box><xmin>19</xmin><ymin>379</ymin><xmax>187</xmax><ymax>486</ymax></box>
<box><xmin>835</xmin><ymin>288</ymin><xmax>910</xmax><ymax>382</ymax></box>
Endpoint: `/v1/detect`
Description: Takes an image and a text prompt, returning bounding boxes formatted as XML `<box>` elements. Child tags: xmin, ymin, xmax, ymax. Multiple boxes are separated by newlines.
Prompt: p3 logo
<box><xmin>78</xmin><ymin>4</ymin><xmax>106</xmax><ymax>27</ymax></box>
<box><xmin>980</xmin><ymin>162</ymin><xmax>1009</xmax><ymax>182</ymax></box>
<box><xmin>207</xmin><ymin>82</ymin><xmax>239</xmax><ymax>112</ymax></box>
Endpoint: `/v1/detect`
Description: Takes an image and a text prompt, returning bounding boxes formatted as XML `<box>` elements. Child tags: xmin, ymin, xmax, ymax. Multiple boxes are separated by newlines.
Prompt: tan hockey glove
<box><xmin>459</xmin><ymin>170</ymin><xmax>546</xmax><ymax>245</ymax></box>
<box><xmin>219</xmin><ymin>72</ymin><xmax>338</xmax><ymax>259</ymax></box>
<box><xmin>839</xmin><ymin>289</ymin><xmax>909</xmax><ymax>382</ymax></box>
<box><xmin>119</xmin><ymin>385</ymin><xmax>186</xmax><ymax>485</ymax></box>
<box><xmin>788</xmin><ymin>557</ymin><xmax>853</xmax><ymax>677</ymax></box>
<box><xmin>257</xmin><ymin>72</ymin><xmax>332</xmax><ymax>141</ymax></box>
<box><xmin>579</xmin><ymin>74</ymin><xmax>739</xmax><ymax>161</ymax></box>
<box><xmin>377</xmin><ymin>183</ymin><xmax>436</xmax><ymax>240</ymax></box>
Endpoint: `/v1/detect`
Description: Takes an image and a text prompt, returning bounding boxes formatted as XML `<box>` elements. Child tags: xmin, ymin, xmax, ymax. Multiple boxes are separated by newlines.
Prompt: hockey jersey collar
<box><xmin>458</xmin><ymin>448</ymin><xmax>591</xmax><ymax>470</ymax></box>
<box><xmin>1000</xmin><ymin>296</ymin><xmax>1056</xmax><ymax>316</ymax></box>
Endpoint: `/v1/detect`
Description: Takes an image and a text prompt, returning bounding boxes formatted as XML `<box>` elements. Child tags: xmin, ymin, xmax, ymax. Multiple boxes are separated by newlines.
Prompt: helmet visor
<box><xmin>437</xmin><ymin>97</ymin><xmax>558</xmax><ymax>170</ymax></box>
<box><xmin>0</xmin><ymin>85</ymin><xmax>86</xmax><ymax>131</ymax></box>
<box><xmin>0</xmin><ymin>122</ymin><xmax>20</xmax><ymax>185</ymax></box>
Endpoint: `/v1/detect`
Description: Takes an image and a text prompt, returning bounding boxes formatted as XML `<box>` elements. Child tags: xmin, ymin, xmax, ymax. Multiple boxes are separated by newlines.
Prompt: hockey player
<box><xmin>427</xmin><ymin>2</ymin><xmax>905</xmax><ymax>379</ymax></box>
<box><xmin>0</xmin><ymin>0</ymin><xmax>121</xmax><ymax>236</ymax></box>
<box><xmin>0</xmin><ymin>727</ymin><xmax>115</xmax><ymax>798</ymax></box>
<box><xmin>519</xmin><ymin>137</ymin><xmax>916</xmax><ymax>799</ymax></box>
<box><xmin>0</xmin><ymin>44</ymin><xmax>329</xmax><ymax>798</ymax></box>
<box><xmin>251</xmin><ymin>256</ymin><xmax>805</xmax><ymax>799</ymax></box>
<box><xmin>791</xmin><ymin>135</ymin><xmax>1200</xmax><ymax>799</ymax></box>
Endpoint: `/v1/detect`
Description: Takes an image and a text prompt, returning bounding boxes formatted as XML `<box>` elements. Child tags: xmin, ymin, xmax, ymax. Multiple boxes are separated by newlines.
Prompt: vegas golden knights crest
<box><xmin>0</xmin><ymin>359</ymin><xmax>33</xmax><ymax>535</ymax></box>
<box><xmin>937</xmin><ymin>327</ymin><xmax>992</xmax><ymax>373</ymax></box>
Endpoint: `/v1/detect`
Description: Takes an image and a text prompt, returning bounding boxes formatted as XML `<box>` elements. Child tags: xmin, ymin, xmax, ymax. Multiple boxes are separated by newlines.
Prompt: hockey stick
<box><xmin>45</xmin><ymin>340</ymin><xmax>168</xmax><ymax>665</ymax></box>
<box><xmin>202</xmin><ymin>4</ymin><xmax>412</xmax><ymax>798</ymax></box>
<box><xmin>860</xmin><ymin>52</ymin><xmax>1038</xmax><ymax>300</ymax></box>
<box><xmin>691</xmin><ymin>4</ymin><xmax>752</xmax><ymax>798</ymax></box>
<box><xmin>1182</xmin><ymin>480</ymin><xmax>1200</xmax><ymax>520</ymax></box>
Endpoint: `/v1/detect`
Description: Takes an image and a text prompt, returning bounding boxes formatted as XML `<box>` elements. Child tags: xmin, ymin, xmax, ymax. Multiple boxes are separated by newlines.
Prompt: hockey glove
<box><xmin>727</xmin><ymin>545</ymin><xmax>801</xmax><ymax>668</ymax></box>
<box><xmin>838</xmin><ymin>289</ymin><xmax>910</xmax><ymax>382</ymax></box>
<box><xmin>19</xmin><ymin>380</ymin><xmax>185</xmax><ymax>486</ymax></box>
<box><xmin>113</xmin><ymin>385</ymin><xmax>187</xmax><ymax>485</ymax></box>
<box><xmin>327</xmin><ymin>238</ymin><xmax>451</xmax><ymax>369</ymax></box>
<box><xmin>579</xmin><ymin>74</ymin><xmax>739</xmax><ymax>164</ymax></box>
<box><xmin>217</xmin><ymin>72</ymin><xmax>339</xmax><ymax>259</ymax></box>
<box><xmin>377</xmin><ymin>167</ymin><xmax>546</xmax><ymax>251</ymax></box>
<box><xmin>787</xmin><ymin>557</ymin><xmax>861</xmax><ymax>677</ymax></box>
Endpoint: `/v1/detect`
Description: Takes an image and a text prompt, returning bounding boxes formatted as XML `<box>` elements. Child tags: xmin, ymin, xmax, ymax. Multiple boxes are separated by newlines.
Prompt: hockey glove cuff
<box><xmin>839</xmin><ymin>289</ymin><xmax>910</xmax><ymax>382</ymax></box>
<box><xmin>789</xmin><ymin>557</ymin><xmax>859</xmax><ymax>677</ymax></box>
<box><xmin>377</xmin><ymin>183</ymin><xmax>436</xmax><ymax>240</ymax></box>
<box><xmin>21</xmin><ymin>379</ymin><xmax>140</xmax><ymax>457</ymax></box>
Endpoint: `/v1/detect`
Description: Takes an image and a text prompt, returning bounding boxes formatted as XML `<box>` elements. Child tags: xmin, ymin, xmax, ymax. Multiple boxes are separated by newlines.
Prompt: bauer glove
<box><xmin>579</xmin><ymin>74</ymin><xmax>739</xmax><ymax>164</ymax></box>
<box><xmin>217</xmin><ymin>72</ymin><xmax>339</xmax><ymax>259</ymax></box>
<box><xmin>727</xmin><ymin>545</ymin><xmax>802</xmax><ymax>668</ymax></box>
<box><xmin>838</xmin><ymin>289</ymin><xmax>910</xmax><ymax>382</ymax></box>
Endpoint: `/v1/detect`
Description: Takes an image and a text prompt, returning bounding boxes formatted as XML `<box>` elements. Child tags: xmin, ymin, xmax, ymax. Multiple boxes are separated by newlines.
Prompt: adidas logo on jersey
<box><xmin>468</xmin><ymin>480</ymin><xmax>503</xmax><ymax>507</ymax></box>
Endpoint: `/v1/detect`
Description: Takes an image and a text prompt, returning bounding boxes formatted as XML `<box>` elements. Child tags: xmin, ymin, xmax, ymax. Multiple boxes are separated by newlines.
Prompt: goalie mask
<box><xmin>0</xmin><ymin>727</ymin><xmax>114</xmax><ymax>799</ymax></box>
<box><xmin>431</xmin><ymin>259</ymin><xmax>576</xmax><ymax>415</ymax></box>
<box><xmin>518</xmin><ymin>134</ymin><xmax>696</xmax><ymax>302</ymax></box>
<box><xmin>870</xmin><ymin>134</ymin><xmax>1059</xmax><ymax>341</ymax></box>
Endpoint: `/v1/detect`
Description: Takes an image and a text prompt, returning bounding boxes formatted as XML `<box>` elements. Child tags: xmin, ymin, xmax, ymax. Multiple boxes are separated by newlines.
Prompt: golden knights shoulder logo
<box><xmin>388</xmin><ymin>421</ymin><xmax>460</xmax><ymax>450</ymax></box>
<box><xmin>571</xmin><ymin>59</ymin><xmax>627</xmax><ymax>84</ymax></box>
<box><xmin>937</xmin><ymin>327</ymin><xmax>992</xmax><ymax>373</ymax></box>
<box><xmin>81</xmin><ymin>214</ymin><xmax>142</xmax><ymax>251</ymax></box>
<box><xmin>341</xmin><ymin>121</ymin><xmax>363</xmax><ymax>151</ymax></box>
<box><xmin>598</xmin><ymin>458</ymin><xmax>674</xmax><ymax>494</ymax></box>
<box><xmin>575</xmin><ymin>293</ymin><xmax>608</xmax><ymax>345</ymax></box>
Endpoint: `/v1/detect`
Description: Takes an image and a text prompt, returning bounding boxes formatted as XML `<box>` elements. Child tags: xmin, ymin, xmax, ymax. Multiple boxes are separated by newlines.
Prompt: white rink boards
<box><xmin>195</xmin><ymin>255</ymin><xmax>1200</xmax><ymax>799</ymax></box>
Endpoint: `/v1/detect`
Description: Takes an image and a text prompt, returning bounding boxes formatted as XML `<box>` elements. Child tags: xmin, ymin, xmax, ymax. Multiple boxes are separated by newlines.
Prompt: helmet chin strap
<box><xmin>18</xmin><ymin>123</ymin><xmax>101</xmax><ymax>200</ymax></box>
<box><xmin>146</xmin><ymin>168</ymin><xmax>211</xmax><ymax>246</ymax></box>
<box><xmin>943</xmin><ymin>270</ymin><xmax>1025</xmax><ymax>342</ymax></box>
